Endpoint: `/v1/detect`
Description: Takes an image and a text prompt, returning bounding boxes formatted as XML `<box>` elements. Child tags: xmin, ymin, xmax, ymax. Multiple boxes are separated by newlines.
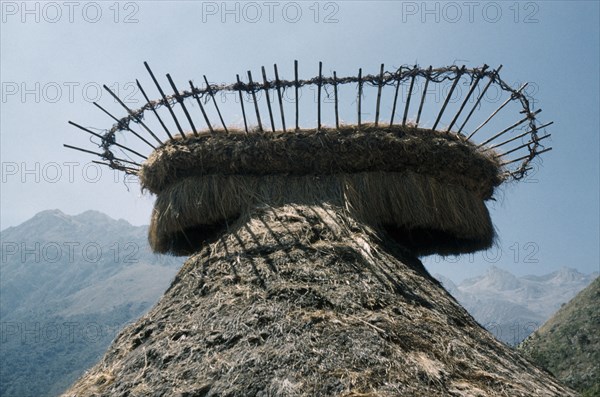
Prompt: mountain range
<box><xmin>435</xmin><ymin>266</ymin><xmax>598</xmax><ymax>345</ymax></box>
<box><xmin>0</xmin><ymin>209</ymin><xmax>596</xmax><ymax>396</ymax></box>
<box><xmin>0</xmin><ymin>209</ymin><xmax>182</xmax><ymax>397</ymax></box>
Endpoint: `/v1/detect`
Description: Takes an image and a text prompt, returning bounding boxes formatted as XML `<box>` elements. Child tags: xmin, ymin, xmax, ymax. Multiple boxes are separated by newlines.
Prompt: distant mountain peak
<box><xmin>32</xmin><ymin>208</ymin><xmax>68</xmax><ymax>219</ymax></box>
<box><xmin>551</xmin><ymin>267</ymin><xmax>586</xmax><ymax>283</ymax></box>
<box><xmin>484</xmin><ymin>265</ymin><xmax>520</xmax><ymax>291</ymax></box>
<box><xmin>557</xmin><ymin>266</ymin><xmax>579</xmax><ymax>274</ymax></box>
<box><xmin>74</xmin><ymin>210</ymin><xmax>125</xmax><ymax>225</ymax></box>
<box><xmin>38</xmin><ymin>208</ymin><xmax>66</xmax><ymax>215</ymax></box>
<box><xmin>17</xmin><ymin>209</ymin><xmax>75</xmax><ymax>230</ymax></box>
<box><xmin>434</xmin><ymin>273</ymin><xmax>458</xmax><ymax>292</ymax></box>
<box><xmin>9</xmin><ymin>209</ymin><xmax>138</xmax><ymax>233</ymax></box>
<box><xmin>487</xmin><ymin>265</ymin><xmax>510</xmax><ymax>275</ymax></box>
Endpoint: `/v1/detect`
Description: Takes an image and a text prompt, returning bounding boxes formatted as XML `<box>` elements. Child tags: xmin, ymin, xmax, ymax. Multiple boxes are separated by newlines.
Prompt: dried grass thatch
<box><xmin>63</xmin><ymin>205</ymin><xmax>575</xmax><ymax>397</ymax></box>
<box><xmin>142</xmin><ymin>125</ymin><xmax>502</xmax><ymax>256</ymax></box>
<box><xmin>139</xmin><ymin>125</ymin><xmax>502</xmax><ymax>197</ymax></box>
<box><xmin>149</xmin><ymin>171</ymin><xmax>495</xmax><ymax>256</ymax></box>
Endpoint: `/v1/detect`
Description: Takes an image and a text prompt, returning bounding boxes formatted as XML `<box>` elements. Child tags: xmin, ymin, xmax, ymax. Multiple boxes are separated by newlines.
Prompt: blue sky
<box><xmin>1</xmin><ymin>1</ymin><xmax>598</xmax><ymax>282</ymax></box>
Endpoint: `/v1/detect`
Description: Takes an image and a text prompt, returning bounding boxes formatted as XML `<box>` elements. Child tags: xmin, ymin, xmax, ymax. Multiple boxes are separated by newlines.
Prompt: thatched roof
<box><xmin>62</xmin><ymin>61</ymin><xmax>561</xmax><ymax>396</ymax></box>
<box><xmin>63</xmin><ymin>205</ymin><xmax>575</xmax><ymax>397</ymax></box>
<box><xmin>143</xmin><ymin>125</ymin><xmax>502</xmax><ymax>256</ymax></box>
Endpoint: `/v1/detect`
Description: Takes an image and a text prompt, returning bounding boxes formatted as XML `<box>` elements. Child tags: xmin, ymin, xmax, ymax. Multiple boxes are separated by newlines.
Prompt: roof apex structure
<box><xmin>65</xmin><ymin>62</ymin><xmax>552</xmax><ymax>256</ymax></box>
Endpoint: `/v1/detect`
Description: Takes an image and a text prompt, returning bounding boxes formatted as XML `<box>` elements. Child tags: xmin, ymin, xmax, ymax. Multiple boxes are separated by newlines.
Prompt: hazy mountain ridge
<box><xmin>0</xmin><ymin>209</ymin><xmax>183</xmax><ymax>397</ymax></box>
<box><xmin>435</xmin><ymin>266</ymin><xmax>598</xmax><ymax>345</ymax></box>
<box><xmin>1</xmin><ymin>209</ymin><xmax>181</xmax><ymax>318</ymax></box>
<box><xmin>2</xmin><ymin>209</ymin><xmax>140</xmax><ymax>244</ymax></box>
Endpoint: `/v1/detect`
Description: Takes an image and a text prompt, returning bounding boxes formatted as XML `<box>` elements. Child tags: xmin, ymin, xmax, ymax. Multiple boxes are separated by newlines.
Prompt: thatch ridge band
<box><xmin>140</xmin><ymin>125</ymin><xmax>503</xmax><ymax>198</ymax></box>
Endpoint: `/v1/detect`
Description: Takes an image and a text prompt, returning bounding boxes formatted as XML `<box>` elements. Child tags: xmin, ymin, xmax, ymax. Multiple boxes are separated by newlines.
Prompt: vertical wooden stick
<box><xmin>203</xmin><ymin>75</ymin><xmax>228</xmax><ymax>133</ymax></box>
<box><xmin>446</xmin><ymin>64</ymin><xmax>488</xmax><ymax>133</ymax></box>
<box><xmin>236</xmin><ymin>74</ymin><xmax>249</xmax><ymax>134</ymax></box>
<box><xmin>189</xmin><ymin>81</ymin><xmax>214</xmax><ymax>134</ymax></box>
<box><xmin>294</xmin><ymin>60</ymin><xmax>299</xmax><ymax>130</ymax></box>
<box><xmin>357</xmin><ymin>68</ymin><xmax>363</xmax><ymax>128</ymax></box>
<box><xmin>166</xmin><ymin>74</ymin><xmax>198</xmax><ymax>137</ymax></box>
<box><xmin>375</xmin><ymin>63</ymin><xmax>384</xmax><ymax>126</ymax></box>
<box><xmin>136</xmin><ymin>79</ymin><xmax>172</xmax><ymax>142</ymax></box>
<box><xmin>389</xmin><ymin>67</ymin><xmax>402</xmax><ymax>126</ymax></box>
<box><xmin>415</xmin><ymin>65</ymin><xmax>432</xmax><ymax>128</ymax></box>
<box><xmin>273</xmin><ymin>64</ymin><xmax>286</xmax><ymax>133</ymax></box>
<box><xmin>261</xmin><ymin>66</ymin><xmax>276</xmax><ymax>132</ymax></box>
<box><xmin>248</xmin><ymin>70</ymin><xmax>263</xmax><ymax>132</ymax></box>
<box><xmin>432</xmin><ymin>65</ymin><xmax>465</xmax><ymax>131</ymax></box>
<box><xmin>402</xmin><ymin>65</ymin><xmax>418</xmax><ymax>126</ymax></box>
<box><xmin>458</xmin><ymin>64</ymin><xmax>503</xmax><ymax>135</ymax></box>
<box><xmin>333</xmin><ymin>71</ymin><xmax>339</xmax><ymax>129</ymax></box>
<box><xmin>317</xmin><ymin>61</ymin><xmax>322</xmax><ymax>131</ymax></box>
<box><xmin>144</xmin><ymin>62</ymin><xmax>185</xmax><ymax>136</ymax></box>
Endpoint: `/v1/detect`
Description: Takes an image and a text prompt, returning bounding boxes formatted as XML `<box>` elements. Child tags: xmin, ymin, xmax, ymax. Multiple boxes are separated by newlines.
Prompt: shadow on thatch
<box><xmin>63</xmin><ymin>205</ymin><xmax>576</xmax><ymax>397</ymax></box>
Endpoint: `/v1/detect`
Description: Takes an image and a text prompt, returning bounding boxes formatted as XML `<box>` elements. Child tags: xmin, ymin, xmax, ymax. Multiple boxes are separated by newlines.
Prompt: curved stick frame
<box><xmin>65</xmin><ymin>62</ymin><xmax>551</xmax><ymax>182</ymax></box>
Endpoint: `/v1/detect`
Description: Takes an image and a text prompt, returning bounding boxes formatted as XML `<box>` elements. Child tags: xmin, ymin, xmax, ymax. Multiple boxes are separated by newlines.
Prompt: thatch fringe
<box><xmin>139</xmin><ymin>125</ymin><xmax>503</xmax><ymax>199</ymax></box>
<box><xmin>149</xmin><ymin>171</ymin><xmax>494</xmax><ymax>256</ymax></box>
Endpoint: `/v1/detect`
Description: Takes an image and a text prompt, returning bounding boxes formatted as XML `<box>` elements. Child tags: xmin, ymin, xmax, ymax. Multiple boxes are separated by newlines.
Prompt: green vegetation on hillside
<box><xmin>518</xmin><ymin>277</ymin><xmax>599</xmax><ymax>395</ymax></box>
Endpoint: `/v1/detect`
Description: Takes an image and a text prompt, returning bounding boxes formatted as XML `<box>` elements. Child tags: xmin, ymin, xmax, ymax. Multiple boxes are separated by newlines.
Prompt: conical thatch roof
<box><xmin>63</xmin><ymin>205</ymin><xmax>575</xmax><ymax>396</ymax></box>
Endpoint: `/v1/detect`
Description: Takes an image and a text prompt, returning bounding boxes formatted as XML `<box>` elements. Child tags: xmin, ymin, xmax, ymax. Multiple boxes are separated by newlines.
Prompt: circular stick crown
<box><xmin>65</xmin><ymin>62</ymin><xmax>552</xmax><ymax>256</ymax></box>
